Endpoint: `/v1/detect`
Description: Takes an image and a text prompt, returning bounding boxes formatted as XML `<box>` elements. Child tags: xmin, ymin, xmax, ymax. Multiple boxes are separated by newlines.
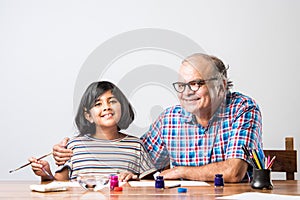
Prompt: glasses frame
<box><xmin>172</xmin><ymin>77</ymin><xmax>218</xmax><ymax>93</ymax></box>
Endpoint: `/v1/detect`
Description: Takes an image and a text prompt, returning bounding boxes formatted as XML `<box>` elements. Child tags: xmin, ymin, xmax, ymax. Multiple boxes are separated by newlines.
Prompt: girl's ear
<box><xmin>84</xmin><ymin>109</ymin><xmax>94</xmax><ymax>123</ymax></box>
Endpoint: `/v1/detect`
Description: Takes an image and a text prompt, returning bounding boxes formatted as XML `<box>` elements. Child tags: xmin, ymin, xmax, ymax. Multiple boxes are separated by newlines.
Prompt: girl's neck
<box><xmin>94</xmin><ymin>126</ymin><xmax>120</xmax><ymax>140</ymax></box>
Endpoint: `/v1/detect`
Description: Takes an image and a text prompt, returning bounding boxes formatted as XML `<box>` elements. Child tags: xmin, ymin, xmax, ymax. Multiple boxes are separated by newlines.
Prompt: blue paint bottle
<box><xmin>214</xmin><ymin>174</ymin><xmax>224</xmax><ymax>188</ymax></box>
<box><xmin>155</xmin><ymin>176</ymin><xmax>165</xmax><ymax>189</ymax></box>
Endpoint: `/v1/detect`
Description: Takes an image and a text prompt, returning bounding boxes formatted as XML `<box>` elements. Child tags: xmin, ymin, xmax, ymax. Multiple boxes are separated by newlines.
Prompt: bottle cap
<box><xmin>177</xmin><ymin>187</ymin><xmax>187</xmax><ymax>193</ymax></box>
<box><xmin>111</xmin><ymin>175</ymin><xmax>118</xmax><ymax>180</ymax></box>
<box><xmin>114</xmin><ymin>187</ymin><xmax>123</xmax><ymax>191</ymax></box>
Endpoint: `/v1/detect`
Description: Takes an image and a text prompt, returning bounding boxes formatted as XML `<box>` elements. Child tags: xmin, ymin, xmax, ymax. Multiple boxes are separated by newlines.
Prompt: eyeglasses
<box><xmin>172</xmin><ymin>78</ymin><xmax>218</xmax><ymax>93</ymax></box>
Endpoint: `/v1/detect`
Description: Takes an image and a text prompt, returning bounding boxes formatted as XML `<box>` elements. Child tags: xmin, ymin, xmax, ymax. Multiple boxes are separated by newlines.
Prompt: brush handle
<box><xmin>9</xmin><ymin>152</ymin><xmax>52</xmax><ymax>173</ymax></box>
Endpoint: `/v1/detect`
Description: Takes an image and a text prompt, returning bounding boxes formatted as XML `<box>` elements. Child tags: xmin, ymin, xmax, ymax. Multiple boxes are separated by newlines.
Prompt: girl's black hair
<box><xmin>75</xmin><ymin>81</ymin><xmax>134</xmax><ymax>136</ymax></box>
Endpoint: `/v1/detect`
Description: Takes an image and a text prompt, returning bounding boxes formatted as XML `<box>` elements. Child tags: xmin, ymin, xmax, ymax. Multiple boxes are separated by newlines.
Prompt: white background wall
<box><xmin>1</xmin><ymin>0</ymin><xmax>299</xmax><ymax>180</ymax></box>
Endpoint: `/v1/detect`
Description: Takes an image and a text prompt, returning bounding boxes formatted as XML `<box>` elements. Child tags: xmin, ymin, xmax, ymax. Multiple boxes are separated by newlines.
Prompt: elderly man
<box><xmin>53</xmin><ymin>53</ymin><xmax>262</xmax><ymax>182</ymax></box>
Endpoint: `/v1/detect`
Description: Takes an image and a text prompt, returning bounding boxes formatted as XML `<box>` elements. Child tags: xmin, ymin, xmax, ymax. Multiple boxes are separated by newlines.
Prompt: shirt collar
<box><xmin>180</xmin><ymin>108</ymin><xmax>194</xmax><ymax>124</ymax></box>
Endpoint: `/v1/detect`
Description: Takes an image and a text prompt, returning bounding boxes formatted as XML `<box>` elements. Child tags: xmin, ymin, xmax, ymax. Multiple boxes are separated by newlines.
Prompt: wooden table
<box><xmin>0</xmin><ymin>180</ymin><xmax>299</xmax><ymax>199</ymax></box>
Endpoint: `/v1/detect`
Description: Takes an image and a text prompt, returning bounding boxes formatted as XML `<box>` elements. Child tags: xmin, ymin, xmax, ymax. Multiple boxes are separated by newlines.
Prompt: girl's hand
<box><xmin>28</xmin><ymin>157</ymin><xmax>52</xmax><ymax>178</ymax></box>
<box><xmin>119</xmin><ymin>171</ymin><xmax>138</xmax><ymax>182</ymax></box>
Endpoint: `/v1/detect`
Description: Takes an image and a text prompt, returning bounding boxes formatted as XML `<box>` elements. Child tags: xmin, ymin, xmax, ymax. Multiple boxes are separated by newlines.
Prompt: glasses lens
<box><xmin>173</xmin><ymin>83</ymin><xmax>185</xmax><ymax>93</ymax></box>
<box><xmin>189</xmin><ymin>81</ymin><xmax>200</xmax><ymax>91</ymax></box>
<box><xmin>173</xmin><ymin>79</ymin><xmax>207</xmax><ymax>93</ymax></box>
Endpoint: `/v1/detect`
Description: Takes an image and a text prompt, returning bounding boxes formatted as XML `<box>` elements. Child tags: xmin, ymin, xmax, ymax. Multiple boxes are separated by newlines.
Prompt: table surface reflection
<box><xmin>0</xmin><ymin>180</ymin><xmax>299</xmax><ymax>199</ymax></box>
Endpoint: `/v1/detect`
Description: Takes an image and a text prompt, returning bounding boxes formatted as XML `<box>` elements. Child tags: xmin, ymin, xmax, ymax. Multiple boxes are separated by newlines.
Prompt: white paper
<box><xmin>129</xmin><ymin>180</ymin><xmax>210</xmax><ymax>187</ymax></box>
<box><xmin>30</xmin><ymin>181</ymin><xmax>69</xmax><ymax>192</ymax></box>
<box><xmin>216</xmin><ymin>192</ymin><xmax>300</xmax><ymax>200</ymax></box>
<box><xmin>30</xmin><ymin>181</ymin><xmax>82</xmax><ymax>192</ymax></box>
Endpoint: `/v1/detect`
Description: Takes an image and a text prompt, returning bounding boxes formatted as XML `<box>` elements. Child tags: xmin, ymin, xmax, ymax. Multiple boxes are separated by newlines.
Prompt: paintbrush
<box><xmin>9</xmin><ymin>152</ymin><xmax>52</xmax><ymax>173</ymax></box>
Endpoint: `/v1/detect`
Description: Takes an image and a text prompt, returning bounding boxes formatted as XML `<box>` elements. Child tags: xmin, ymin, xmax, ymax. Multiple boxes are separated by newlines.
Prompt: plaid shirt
<box><xmin>141</xmin><ymin>92</ymin><xmax>262</xmax><ymax>169</ymax></box>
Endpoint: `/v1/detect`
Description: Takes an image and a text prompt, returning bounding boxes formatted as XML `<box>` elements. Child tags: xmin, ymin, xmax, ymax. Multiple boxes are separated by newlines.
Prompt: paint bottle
<box><xmin>110</xmin><ymin>175</ymin><xmax>119</xmax><ymax>190</ymax></box>
<box><xmin>214</xmin><ymin>174</ymin><xmax>224</xmax><ymax>188</ymax></box>
<box><xmin>155</xmin><ymin>176</ymin><xmax>165</xmax><ymax>189</ymax></box>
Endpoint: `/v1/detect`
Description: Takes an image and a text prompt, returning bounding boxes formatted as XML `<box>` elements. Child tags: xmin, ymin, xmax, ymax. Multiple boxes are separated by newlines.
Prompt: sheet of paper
<box><xmin>30</xmin><ymin>181</ymin><xmax>69</xmax><ymax>192</ymax></box>
<box><xmin>30</xmin><ymin>181</ymin><xmax>83</xmax><ymax>192</ymax></box>
<box><xmin>216</xmin><ymin>192</ymin><xmax>300</xmax><ymax>200</ymax></box>
<box><xmin>129</xmin><ymin>180</ymin><xmax>210</xmax><ymax>187</ymax></box>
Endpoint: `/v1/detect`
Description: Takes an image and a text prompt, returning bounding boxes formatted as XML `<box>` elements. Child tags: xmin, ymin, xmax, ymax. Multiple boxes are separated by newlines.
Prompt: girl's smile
<box><xmin>85</xmin><ymin>90</ymin><xmax>122</xmax><ymax>129</ymax></box>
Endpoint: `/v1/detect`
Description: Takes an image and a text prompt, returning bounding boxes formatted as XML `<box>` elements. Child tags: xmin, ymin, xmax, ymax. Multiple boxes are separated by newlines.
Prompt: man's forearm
<box><xmin>175</xmin><ymin>158</ymin><xmax>248</xmax><ymax>182</ymax></box>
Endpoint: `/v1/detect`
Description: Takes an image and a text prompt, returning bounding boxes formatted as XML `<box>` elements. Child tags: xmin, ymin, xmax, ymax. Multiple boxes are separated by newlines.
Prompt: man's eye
<box><xmin>189</xmin><ymin>81</ymin><xmax>200</xmax><ymax>87</ymax></box>
<box><xmin>196</xmin><ymin>80</ymin><xmax>205</xmax><ymax>86</ymax></box>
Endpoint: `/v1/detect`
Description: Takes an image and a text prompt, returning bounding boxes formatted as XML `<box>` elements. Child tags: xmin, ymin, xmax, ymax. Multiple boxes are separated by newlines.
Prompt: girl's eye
<box><xmin>94</xmin><ymin>102</ymin><xmax>101</xmax><ymax>107</ymax></box>
<box><xmin>109</xmin><ymin>98</ymin><xmax>118</xmax><ymax>104</ymax></box>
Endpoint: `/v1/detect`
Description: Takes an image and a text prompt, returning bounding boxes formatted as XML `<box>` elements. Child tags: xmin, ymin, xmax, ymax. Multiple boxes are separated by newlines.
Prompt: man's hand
<box><xmin>52</xmin><ymin>137</ymin><xmax>72</xmax><ymax>165</ymax></box>
<box><xmin>160</xmin><ymin>159</ymin><xmax>248</xmax><ymax>182</ymax></box>
<box><xmin>159</xmin><ymin>167</ymin><xmax>182</xmax><ymax>180</ymax></box>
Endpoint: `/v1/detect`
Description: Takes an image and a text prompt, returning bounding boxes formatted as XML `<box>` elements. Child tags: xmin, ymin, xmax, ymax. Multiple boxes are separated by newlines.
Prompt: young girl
<box><xmin>29</xmin><ymin>81</ymin><xmax>156</xmax><ymax>182</ymax></box>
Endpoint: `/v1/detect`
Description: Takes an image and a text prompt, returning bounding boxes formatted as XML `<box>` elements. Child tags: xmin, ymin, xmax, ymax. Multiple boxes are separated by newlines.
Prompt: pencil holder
<box><xmin>251</xmin><ymin>169</ymin><xmax>273</xmax><ymax>190</ymax></box>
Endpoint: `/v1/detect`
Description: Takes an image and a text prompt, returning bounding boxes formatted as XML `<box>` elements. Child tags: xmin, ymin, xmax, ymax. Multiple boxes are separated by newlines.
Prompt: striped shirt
<box><xmin>141</xmin><ymin>92</ymin><xmax>263</xmax><ymax>170</ymax></box>
<box><xmin>58</xmin><ymin>134</ymin><xmax>156</xmax><ymax>180</ymax></box>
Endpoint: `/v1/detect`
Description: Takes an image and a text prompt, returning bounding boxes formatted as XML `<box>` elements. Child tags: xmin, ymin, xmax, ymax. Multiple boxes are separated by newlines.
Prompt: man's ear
<box><xmin>84</xmin><ymin>110</ymin><xmax>93</xmax><ymax>123</ymax></box>
<box><xmin>223</xmin><ymin>79</ymin><xmax>227</xmax><ymax>88</ymax></box>
<box><xmin>217</xmin><ymin>79</ymin><xmax>227</xmax><ymax>97</ymax></box>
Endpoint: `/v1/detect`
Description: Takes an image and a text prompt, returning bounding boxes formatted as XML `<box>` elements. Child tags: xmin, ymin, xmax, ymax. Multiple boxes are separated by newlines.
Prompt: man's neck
<box><xmin>194</xmin><ymin>100</ymin><xmax>223</xmax><ymax>127</ymax></box>
<box><xmin>194</xmin><ymin>111</ymin><xmax>212</xmax><ymax>127</ymax></box>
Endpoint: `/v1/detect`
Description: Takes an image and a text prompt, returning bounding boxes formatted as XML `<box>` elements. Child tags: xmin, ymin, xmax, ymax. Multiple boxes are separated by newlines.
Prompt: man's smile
<box><xmin>182</xmin><ymin>97</ymin><xmax>201</xmax><ymax>102</ymax></box>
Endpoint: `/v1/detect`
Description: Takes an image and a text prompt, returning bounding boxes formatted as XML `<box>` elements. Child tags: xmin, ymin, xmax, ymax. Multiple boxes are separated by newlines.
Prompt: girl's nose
<box><xmin>102</xmin><ymin>102</ymin><xmax>112</xmax><ymax>111</ymax></box>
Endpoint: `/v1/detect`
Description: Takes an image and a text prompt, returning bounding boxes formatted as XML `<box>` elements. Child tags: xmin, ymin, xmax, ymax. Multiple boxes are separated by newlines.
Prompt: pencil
<box><xmin>257</xmin><ymin>148</ymin><xmax>265</xmax><ymax>168</ymax></box>
<box><xmin>242</xmin><ymin>145</ymin><xmax>258</xmax><ymax>169</ymax></box>
<box><xmin>251</xmin><ymin>149</ymin><xmax>262</xmax><ymax>169</ymax></box>
<box><xmin>165</xmin><ymin>184</ymin><xmax>181</xmax><ymax>189</ymax></box>
<box><xmin>9</xmin><ymin>152</ymin><xmax>52</xmax><ymax>173</ymax></box>
<box><xmin>267</xmin><ymin>156</ymin><xmax>276</xmax><ymax>169</ymax></box>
